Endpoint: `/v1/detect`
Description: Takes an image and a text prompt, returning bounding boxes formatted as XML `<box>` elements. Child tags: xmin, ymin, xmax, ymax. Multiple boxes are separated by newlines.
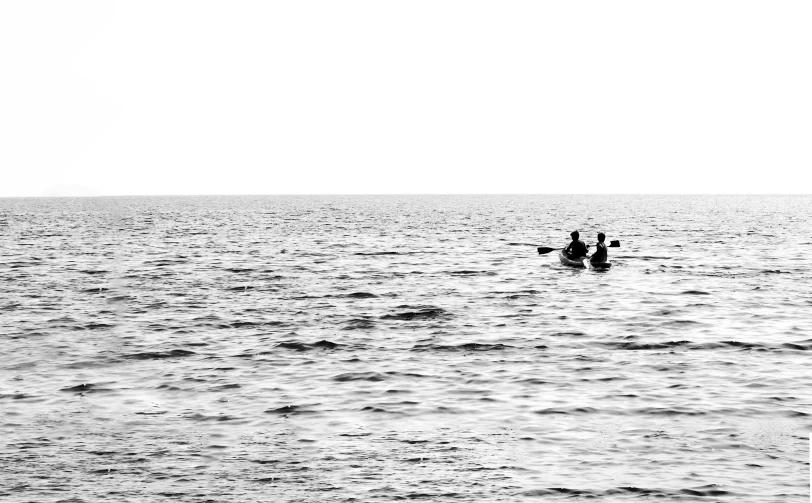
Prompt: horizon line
<box><xmin>2</xmin><ymin>193</ymin><xmax>810</xmax><ymax>198</ymax></box>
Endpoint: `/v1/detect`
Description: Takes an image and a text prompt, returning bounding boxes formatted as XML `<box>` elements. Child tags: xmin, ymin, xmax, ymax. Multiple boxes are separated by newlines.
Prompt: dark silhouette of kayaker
<box><xmin>590</xmin><ymin>232</ymin><xmax>608</xmax><ymax>264</ymax></box>
<box><xmin>564</xmin><ymin>230</ymin><xmax>588</xmax><ymax>259</ymax></box>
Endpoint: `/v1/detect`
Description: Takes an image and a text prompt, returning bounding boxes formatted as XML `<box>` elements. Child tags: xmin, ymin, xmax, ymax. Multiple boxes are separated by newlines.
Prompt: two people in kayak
<box><xmin>565</xmin><ymin>230</ymin><xmax>608</xmax><ymax>264</ymax></box>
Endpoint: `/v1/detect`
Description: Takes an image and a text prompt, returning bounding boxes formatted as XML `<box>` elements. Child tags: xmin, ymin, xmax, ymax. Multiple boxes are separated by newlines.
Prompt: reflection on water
<box><xmin>1</xmin><ymin>195</ymin><xmax>810</xmax><ymax>501</ymax></box>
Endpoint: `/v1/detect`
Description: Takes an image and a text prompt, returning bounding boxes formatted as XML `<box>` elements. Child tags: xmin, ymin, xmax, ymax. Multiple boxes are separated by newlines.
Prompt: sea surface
<box><xmin>1</xmin><ymin>195</ymin><xmax>810</xmax><ymax>502</ymax></box>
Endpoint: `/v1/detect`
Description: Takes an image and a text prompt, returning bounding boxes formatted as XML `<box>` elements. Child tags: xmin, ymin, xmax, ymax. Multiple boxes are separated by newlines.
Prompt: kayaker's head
<box><xmin>571</xmin><ymin>230</ymin><xmax>580</xmax><ymax>240</ymax></box>
<box><xmin>597</xmin><ymin>232</ymin><xmax>605</xmax><ymax>243</ymax></box>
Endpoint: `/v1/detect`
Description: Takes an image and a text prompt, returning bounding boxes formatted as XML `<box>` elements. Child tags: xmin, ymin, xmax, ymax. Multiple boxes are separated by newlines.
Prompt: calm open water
<box><xmin>1</xmin><ymin>195</ymin><xmax>810</xmax><ymax>502</ymax></box>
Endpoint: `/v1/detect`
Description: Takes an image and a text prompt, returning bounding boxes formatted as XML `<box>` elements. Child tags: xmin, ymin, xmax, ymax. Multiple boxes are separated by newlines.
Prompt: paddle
<box><xmin>537</xmin><ymin>240</ymin><xmax>620</xmax><ymax>255</ymax></box>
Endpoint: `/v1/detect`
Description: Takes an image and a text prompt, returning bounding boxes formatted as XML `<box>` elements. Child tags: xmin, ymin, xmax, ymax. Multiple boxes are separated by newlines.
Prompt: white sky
<box><xmin>2</xmin><ymin>1</ymin><xmax>810</xmax><ymax>196</ymax></box>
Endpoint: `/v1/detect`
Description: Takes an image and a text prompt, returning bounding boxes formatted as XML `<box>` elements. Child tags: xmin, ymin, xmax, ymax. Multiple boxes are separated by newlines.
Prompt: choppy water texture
<box><xmin>1</xmin><ymin>195</ymin><xmax>810</xmax><ymax>502</ymax></box>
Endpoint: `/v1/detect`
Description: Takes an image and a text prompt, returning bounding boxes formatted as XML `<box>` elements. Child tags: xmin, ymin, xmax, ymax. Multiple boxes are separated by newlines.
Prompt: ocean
<box><xmin>1</xmin><ymin>195</ymin><xmax>810</xmax><ymax>502</ymax></box>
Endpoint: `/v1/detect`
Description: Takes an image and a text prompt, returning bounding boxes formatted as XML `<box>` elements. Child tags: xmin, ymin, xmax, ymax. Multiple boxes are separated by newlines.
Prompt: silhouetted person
<box><xmin>590</xmin><ymin>232</ymin><xmax>608</xmax><ymax>264</ymax></box>
<box><xmin>564</xmin><ymin>230</ymin><xmax>588</xmax><ymax>259</ymax></box>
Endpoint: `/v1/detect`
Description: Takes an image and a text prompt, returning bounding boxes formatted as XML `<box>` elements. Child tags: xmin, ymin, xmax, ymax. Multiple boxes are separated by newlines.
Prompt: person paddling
<box><xmin>564</xmin><ymin>230</ymin><xmax>588</xmax><ymax>259</ymax></box>
<box><xmin>590</xmin><ymin>232</ymin><xmax>608</xmax><ymax>264</ymax></box>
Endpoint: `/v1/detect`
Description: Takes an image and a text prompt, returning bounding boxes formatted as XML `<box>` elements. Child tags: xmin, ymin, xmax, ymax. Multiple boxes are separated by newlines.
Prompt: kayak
<box><xmin>590</xmin><ymin>260</ymin><xmax>612</xmax><ymax>269</ymax></box>
<box><xmin>558</xmin><ymin>249</ymin><xmax>612</xmax><ymax>269</ymax></box>
<box><xmin>559</xmin><ymin>249</ymin><xmax>587</xmax><ymax>268</ymax></box>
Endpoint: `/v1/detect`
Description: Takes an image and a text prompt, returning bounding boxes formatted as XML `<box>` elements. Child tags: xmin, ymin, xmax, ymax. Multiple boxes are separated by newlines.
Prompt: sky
<box><xmin>2</xmin><ymin>1</ymin><xmax>810</xmax><ymax>196</ymax></box>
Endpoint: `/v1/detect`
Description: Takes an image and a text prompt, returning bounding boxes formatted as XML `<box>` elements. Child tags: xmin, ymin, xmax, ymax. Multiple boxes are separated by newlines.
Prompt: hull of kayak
<box><xmin>558</xmin><ymin>249</ymin><xmax>612</xmax><ymax>269</ymax></box>
<box><xmin>559</xmin><ymin>250</ymin><xmax>587</xmax><ymax>268</ymax></box>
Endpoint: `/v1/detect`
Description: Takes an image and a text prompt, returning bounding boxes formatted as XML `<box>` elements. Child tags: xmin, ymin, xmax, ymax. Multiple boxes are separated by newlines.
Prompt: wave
<box><xmin>448</xmin><ymin>270</ymin><xmax>496</xmax><ymax>276</ymax></box>
<box><xmin>82</xmin><ymin>287</ymin><xmax>109</xmax><ymax>294</ymax></box>
<box><xmin>381</xmin><ymin>306</ymin><xmax>450</xmax><ymax>321</ymax></box>
<box><xmin>275</xmin><ymin>340</ymin><xmax>341</xmax><ymax>351</ymax></box>
<box><xmin>601</xmin><ymin>340</ymin><xmax>691</xmax><ymax>350</ymax></box>
<box><xmin>59</xmin><ymin>383</ymin><xmax>114</xmax><ymax>394</ymax></box>
<box><xmin>123</xmin><ymin>349</ymin><xmax>196</xmax><ymax>360</ymax></box>
<box><xmin>183</xmin><ymin>413</ymin><xmax>240</xmax><ymax>422</ymax></box>
<box><xmin>142</xmin><ymin>259</ymin><xmax>188</xmax><ymax>267</ymax></box>
<box><xmin>532</xmin><ymin>405</ymin><xmax>772</xmax><ymax>417</ymax></box>
<box><xmin>550</xmin><ymin>331</ymin><xmax>588</xmax><ymax>337</ymax></box>
<box><xmin>782</xmin><ymin>342</ymin><xmax>812</xmax><ymax>350</ymax></box>
<box><xmin>265</xmin><ymin>404</ymin><xmax>321</xmax><ymax>415</ymax></box>
<box><xmin>342</xmin><ymin>318</ymin><xmax>375</xmax><ymax>330</ymax></box>
<box><xmin>226</xmin><ymin>285</ymin><xmax>258</xmax><ymax>291</ymax></box>
<box><xmin>411</xmin><ymin>342</ymin><xmax>512</xmax><ymax>352</ymax></box>
<box><xmin>342</xmin><ymin>292</ymin><xmax>378</xmax><ymax>298</ymax></box>
<box><xmin>534</xmin><ymin>407</ymin><xmax>598</xmax><ymax>415</ymax></box>
<box><xmin>524</xmin><ymin>485</ymin><xmax>732</xmax><ymax>498</ymax></box>
<box><xmin>0</xmin><ymin>393</ymin><xmax>31</xmax><ymax>400</ymax></box>
<box><xmin>601</xmin><ymin>339</ymin><xmax>812</xmax><ymax>352</ymax></box>
<box><xmin>333</xmin><ymin>372</ymin><xmax>387</xmax><ymax>382</ymax></box>
<box><xmin>83</xmin><ymin>322</ymin><xmax>115</xmax><ymax>330</ymax></box>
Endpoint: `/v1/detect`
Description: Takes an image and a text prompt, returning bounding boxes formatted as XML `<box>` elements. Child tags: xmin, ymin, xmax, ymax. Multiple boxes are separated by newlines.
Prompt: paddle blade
<box><xmin>609</xmin><ymin>240</ymin><xmax>621</xmax><ymax>247</ymax></box>
<box><xmin>537</xmin><ymin>247</ymin><xmax>557</xmax><ymax>255</ymax></box>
